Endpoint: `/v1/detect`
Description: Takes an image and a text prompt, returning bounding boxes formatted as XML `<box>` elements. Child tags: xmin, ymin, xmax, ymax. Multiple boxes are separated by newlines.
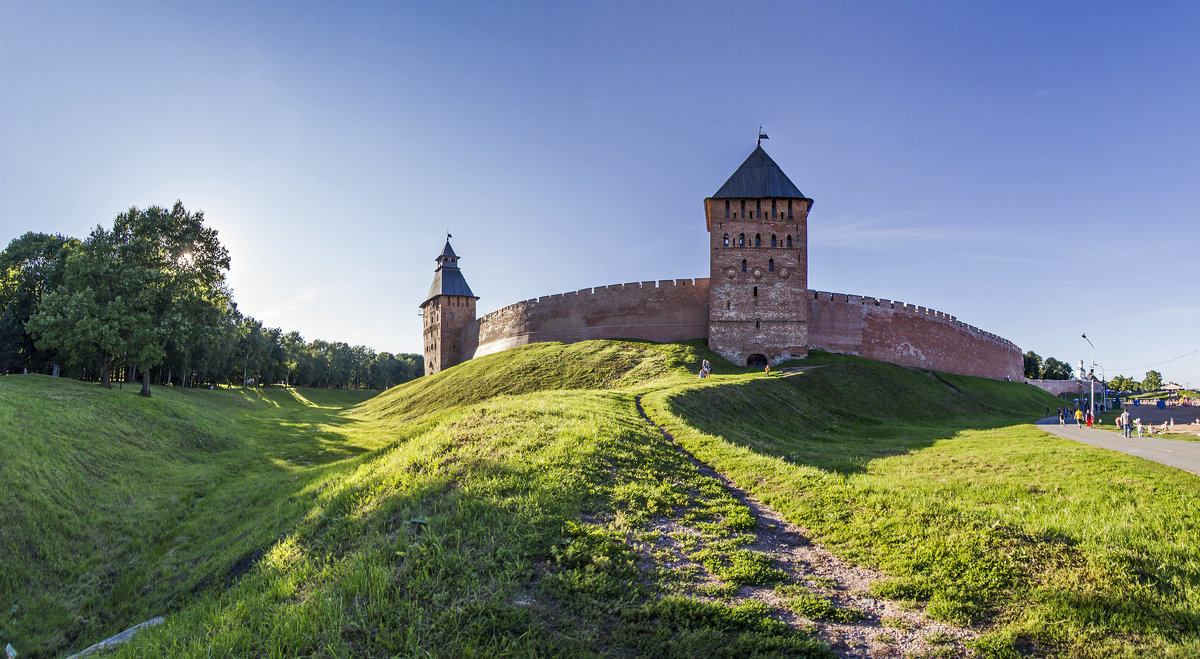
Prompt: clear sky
<box><xmin>3</xmin><ymin>1</ymin><xmax>1199</xmax><ymax>385</ymax></box>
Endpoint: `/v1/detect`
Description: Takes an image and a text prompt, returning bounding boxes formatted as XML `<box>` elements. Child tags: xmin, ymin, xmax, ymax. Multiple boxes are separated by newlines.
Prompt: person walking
<box><xmin>1075</xmin><ymin>408</ymin><xmax>1084</xmax><ymax>428</ymax></box>
<box><xmin>1058</xmin><ymin>408</ymin><xmax>1065</xmax><ymax>426</ymax></box>
<box><xmin>1086</xmin><ymin>410</ymin><xmax>1094</xmax><ymax>428</ymax></box>
<box><xmin>1120</xmin><ymin>409</ymin><xmax>1132</xmax><ymax>438</ymax></box>
<box><xmin>1135</xmin><ymin>418</ymin><xmax>1143</xmax><ymax>437</ymax></box>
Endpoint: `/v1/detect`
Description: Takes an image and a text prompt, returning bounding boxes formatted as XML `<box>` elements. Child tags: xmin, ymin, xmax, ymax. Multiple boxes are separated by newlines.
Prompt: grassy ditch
<box><xmin>2</xmin><ymin>342</ymin><xmax>833</xmax><ymax>657</ymax></box>
<box><xmin>5</xmin><ymin>342</ymin><xmax>1200</xmax><ymax>657</ymax></box>
<box><xmin>642</xmin><ymin>354</ymin><xmax>1200</xmax><ymax>656</ymax></box>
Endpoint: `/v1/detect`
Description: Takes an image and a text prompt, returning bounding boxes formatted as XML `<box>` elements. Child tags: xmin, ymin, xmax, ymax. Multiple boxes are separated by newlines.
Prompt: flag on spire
<box><xmin>757</xmin><ymin>126</ymin><xmax>769</xmax><ymax>145</ymax></box>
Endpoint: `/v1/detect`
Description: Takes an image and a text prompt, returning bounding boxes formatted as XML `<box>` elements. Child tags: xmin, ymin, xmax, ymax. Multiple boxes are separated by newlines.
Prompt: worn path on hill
<box><xmin>1036</xmin><ymin>417</ymin><xmax>1200</xmax><ymax>476</ymax></box>
<box><xmin>635</xmin><ymin>393</ymin><xmax>975</xmax><ymax>658</ymax></box>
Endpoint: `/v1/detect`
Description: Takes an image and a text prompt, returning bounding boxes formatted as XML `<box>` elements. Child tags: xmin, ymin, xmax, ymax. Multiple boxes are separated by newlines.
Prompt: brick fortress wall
<box><xmin>451</xmin><ymin>281</ymin><xmax>1021</xmax><ymax>380</ymax></box>
<box><xmin>807</xmin><ymin>291</ymin><xmax>1022</xmax><ymax>380</ymax></box>
<box><xmin>460</xmin><ymin>279</ymin><xmax>711</xmax><ymax>360</ymax></box>
<box><xmin>1025</xmin><ymin>379</ymin><xmax>1092</xmax><ymax>397</ymax></box>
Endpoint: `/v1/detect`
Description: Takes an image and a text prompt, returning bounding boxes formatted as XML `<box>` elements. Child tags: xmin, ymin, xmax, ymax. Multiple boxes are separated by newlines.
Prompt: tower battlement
<box><xmin>419</xmin><ymin>144</ymin><xmax>1023</xmax><ymax>381</ymax></box>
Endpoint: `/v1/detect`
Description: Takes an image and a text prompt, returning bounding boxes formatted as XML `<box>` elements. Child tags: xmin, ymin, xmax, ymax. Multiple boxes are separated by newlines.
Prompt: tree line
<box><xmin>1025</xmin><ymin>351</ymin><xmax>1168</xmax><ymax>392</ymax></box>
<box><xmin>0</xmin><ymin>202</ymin><xmax>422</xmax><ymax>396</ymax></box>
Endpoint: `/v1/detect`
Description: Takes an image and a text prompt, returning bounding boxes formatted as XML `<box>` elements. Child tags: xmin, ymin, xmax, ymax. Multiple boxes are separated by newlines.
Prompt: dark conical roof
<box><xmin>424</xmin><ymin>238</ymin><xmax>477</xmax><ymax>303</ymax></box>
<box><xmin>711</xmin><ymin>145</ymin><xmax>806</xmax><ymax>199</ymax></box>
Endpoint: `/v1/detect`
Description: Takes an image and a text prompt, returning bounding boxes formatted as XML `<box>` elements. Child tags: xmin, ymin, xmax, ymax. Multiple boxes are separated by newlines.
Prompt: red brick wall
<box><xmin>460</xmin><ymin>279</ymin><xmax>711</xmax><ymax>360</ymax></box>
<box><xmin>807</xmin><ymin>291</ymin><xmax>1023</xmax><ymax>380</ymax></box>
<box><xmin>1026</xmin><ymin>379</ymin><xmax>1091</xmax><ymax>396</ymax></box>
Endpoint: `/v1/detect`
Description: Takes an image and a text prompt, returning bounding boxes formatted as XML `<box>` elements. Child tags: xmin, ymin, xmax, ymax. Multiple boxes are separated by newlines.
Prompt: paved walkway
<box><xmin>1037</xmin><ymin>417</ymin><xmax>1200</xmax><ymax>477</ymax></box>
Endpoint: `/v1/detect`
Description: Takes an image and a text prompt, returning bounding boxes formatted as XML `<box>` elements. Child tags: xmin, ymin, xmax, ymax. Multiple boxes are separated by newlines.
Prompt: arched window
<box><xmin>724</xmin><ymin>200</ymin><xmax>730</xmax><ymax>219</ymax></box>
<box><xmin>753</xmin><ymin>286</ymin><xmax>758</xmax><ymax>297</ymax></box>
<box><xmin>741</xmin><ymin>259</ymin><xmax>747</xmax><ymax>272</ymax></box>
<box><xmin>738</xmin><ymin>233</ymin><xmax>745</xmax><ymax>246</ymax></box>
<box><xmin>755</xmin><ymin>233</ymin><xmax>761</xmax><ymax>247</ymax></box>
<box><xmin>723</xmin><ymin>233</ymin><xmax>729</xmax><ymax>246</ymax></box>
<box><xmin>771</xmin><ymin>200</ymin><xmax>777</xmax><ymax>218</ymax></box>
<box><xmin>771</xmin><ymin>234</ymin><xmax>777</xmax><ymax>247</ymax></box>
<box><xmin>769</xmin><ymin>258</ymin><xmax>774</xmax><ymax>272</ymax></box>
<box><xmin>786</xmin><ymin>235</ymin><xmax>792</xmax><ymax>248</ymax></box>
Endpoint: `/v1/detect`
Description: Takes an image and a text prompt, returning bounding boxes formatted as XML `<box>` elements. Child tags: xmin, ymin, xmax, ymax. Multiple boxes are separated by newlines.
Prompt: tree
<box><xmin>0</xmin><ymin>232</ymin><xmax>78</xmax><ymax>371</ymax></box>
<box><xmin>1143</xmin><ymin>370</ymin><xmax>1163</xmax><ymax>391</ymax></box>
<box><xmin>1041</xmin><ymin>357</ymin><xmax>1072</xmax><ymax>380</ymax></box>
<box><xmin>28</xmin><ymin>203</ymin><xmax>230</xmax><ymax>395</ymax></box>
<box><xmin>1023</xmin><ymin>351</ymin><xmax>1043</xmax><ymax>379</ymax></box>
<box><xmin>1109</xmin><ymin>375</ymin><xmax>1137</xmax><ymax>392</ymax></box>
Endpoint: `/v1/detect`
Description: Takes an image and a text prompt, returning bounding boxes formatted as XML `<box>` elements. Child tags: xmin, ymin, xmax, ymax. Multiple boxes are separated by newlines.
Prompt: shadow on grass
<box><xmin>667</xmin><ymin>360</ymin><xmax>1049</xmax><ymax>475</ymax></box>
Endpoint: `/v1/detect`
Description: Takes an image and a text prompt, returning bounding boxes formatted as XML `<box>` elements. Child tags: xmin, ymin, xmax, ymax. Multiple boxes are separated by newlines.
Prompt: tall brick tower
<box><xmin>420</xmin><ymin>236</ymin><xmax>478</xmax><ymax>375</ymax></box>
<box><xmin>705</xmin><ymin>144</ymin><xmax>813</xmax><ymax>366</ymax></box>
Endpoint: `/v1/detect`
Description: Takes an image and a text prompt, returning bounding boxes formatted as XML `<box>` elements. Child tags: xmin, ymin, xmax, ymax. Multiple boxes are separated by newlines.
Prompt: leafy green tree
<box><xmin>0</xmin><ymin>232</ymin><xmax>78</xmax><ymax>371</ymax></box>
<box><xmin>28</xmin><ymin>230</ymin><xmax>144</xmax><ymax>388</ymax></box>
<box><xmin>28</xmin><ymin>203</ymin><xmax>230</xmax><ymax>395</ymax></box>
<box><xmin>1023</xmin><ymin>351</ymin><xmax>1043</xmax><ymax>379</ymax></box>
<box><xmin>1041</xmin><ymin>357</ymin><xmax>1073</xmax><ymax>380</ymax></box>
<box><xmin>1109</xmin><ymin>375</ymin><xmax>1138</xmax><ymax>392</ymax></box>
<box><xmin>1143</xmin><ymin>370</ymin><xmax>1163</xmax><ymax>391</ymax></box>
<box><xmin>112</xmin><ymin>203</ymin><xmax>231</xmax><ymax>396</ymax></box>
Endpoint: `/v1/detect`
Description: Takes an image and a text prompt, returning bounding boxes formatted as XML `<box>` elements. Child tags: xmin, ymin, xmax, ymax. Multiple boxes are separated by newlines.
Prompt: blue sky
<box><xmin>3</xmin><ymin>1</ymin><xmax>1199</xmax><ymax>385</ymax></box>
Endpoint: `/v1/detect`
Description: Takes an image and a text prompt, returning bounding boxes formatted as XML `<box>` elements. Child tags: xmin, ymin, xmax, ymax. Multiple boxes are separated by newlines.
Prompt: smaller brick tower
<box><xmin>706</xmin><ymin>144</ymin><xmax>813</xmax><ymax>366</ymax></box>
<box><xmin>420</xmin><ymin>236</ymin><xmax>478</xmax><ymax>375</ymax></box>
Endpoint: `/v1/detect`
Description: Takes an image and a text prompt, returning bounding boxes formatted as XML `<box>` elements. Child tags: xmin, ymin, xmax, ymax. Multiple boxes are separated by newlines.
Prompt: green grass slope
<box><xmin>0</xmin><ymin>378</ymin><xmax>378</xmax><ymax>657</ymax></box>
<box><xmin>3</xmin><ymin>342</ymin><xmax>1199</xmax><ymax>658</ymax></box>
<box><xmin>644</xmin><ymin>354</ymin><xmax>1200</xmax><ymax>656</ymax></box>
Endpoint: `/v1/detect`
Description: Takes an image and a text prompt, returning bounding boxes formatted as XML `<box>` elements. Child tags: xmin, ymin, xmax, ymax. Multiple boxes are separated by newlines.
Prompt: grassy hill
<box><xmin>3</xmin><ymin>342</ymin><xmax>1199</xmax><ymax>657</ymax></box>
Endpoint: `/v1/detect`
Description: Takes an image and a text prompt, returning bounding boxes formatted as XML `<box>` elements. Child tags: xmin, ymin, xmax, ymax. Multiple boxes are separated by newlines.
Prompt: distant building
<box><xmin>422</xmin><ymin>144</ymin><xmax>1022</xmax><ymax>379</ymax></box>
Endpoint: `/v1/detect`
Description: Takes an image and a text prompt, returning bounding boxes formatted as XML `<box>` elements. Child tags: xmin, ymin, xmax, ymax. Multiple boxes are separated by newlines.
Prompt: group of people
<box><xmin>1062</xmin><ymin>404</ymin><xmax>1199</xmax><ymax>438</ymax></box>
<box><xmin>1058</xmin><ymin>407</ymin><xmax>1096</xmax><ymax>428</ymax></box>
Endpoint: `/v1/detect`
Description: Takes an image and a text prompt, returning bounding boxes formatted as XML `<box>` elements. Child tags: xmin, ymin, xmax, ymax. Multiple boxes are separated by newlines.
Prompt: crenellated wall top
<box><xmin>477</xmin><ymin>278</ymin><xmax>711</xmax><ymax>324</ymax></box>
<box><xmin>808</xmin><ymin>290</ymin><xmax>1019</xmax><ymax>351</ymax></box>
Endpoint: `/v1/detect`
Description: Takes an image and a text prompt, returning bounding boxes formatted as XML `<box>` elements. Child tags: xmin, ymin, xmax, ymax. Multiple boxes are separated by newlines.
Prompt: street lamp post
<box><xmin>1082</xmin><ymin>333</ymin><xmax>1095</xmax><ymax>417</ymax></box>
<box><xmin>1094</xmin><ymin>363</ymin><xmax>1107</xmax><ymax>412</ymax></box>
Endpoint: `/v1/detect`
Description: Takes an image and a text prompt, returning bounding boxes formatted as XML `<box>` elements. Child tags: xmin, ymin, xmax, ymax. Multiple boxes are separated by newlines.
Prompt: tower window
<box><xmin>769</xmin><ymin>258</ymin><xmax>774</xmax><ymax>272</ymax></box>
<box><xmin>741</xmin><ymin>259</ymin><xmax>747</xmax><ymax>272</ymax></box>
<box><xmin>786</xmin><ymin>234</ymin><xmax>792</xmax><ymax>248</ymax></box>
<box><xmin>723</xmin><ymin>233</ymin><xmax>729</xmax><ymax>246</ymax></box>
<box><xmin>739</xmin><ymin>233</ymin><xmax>745</xmax><ymax>246</ymax></box>
<box><xmin>755</xmin><ymin>233</ymin><xmax>761</xmax><ymax>247</ymax></box>
<box><xmin>740</xmin><ymin>200</ymin><xmax>745</xmax><ymax>218</ymax></box>
<box><xmin>753</xmin><ymin>286</ymin><xmax>758</xmax><ymax>297</ymax></box>
<box><xmin>771</xmin><ymin>200</ymin><xmax>777</xmax><ymax>218</ymax></box>
<box><xmin>724</xmin><ymin>200</ymin><xmax>730</xmax><ymax>219</ymax></box>
<box><xmin>788</xmin><ymin>202</ymin><xmax>793</xmax><ymax>220</ymax></box>
<box><xmin>756</xmin><ymin>200</ymin><xmax>761</xmax><ymax>218</ymax></box>
<box><xmin>771</xmin><ymin>234</ymin><xmax>777</xmax><ymax>247</ymax></box>
<box><xmin>755</xmin><ymin>319</ymin><xmax>760</xmax><ymax>329</ymax></box>
<box><xmin>726</xmin><ymin>301</ymin><xmax>731</xmax><ymax>310</ymax></box>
